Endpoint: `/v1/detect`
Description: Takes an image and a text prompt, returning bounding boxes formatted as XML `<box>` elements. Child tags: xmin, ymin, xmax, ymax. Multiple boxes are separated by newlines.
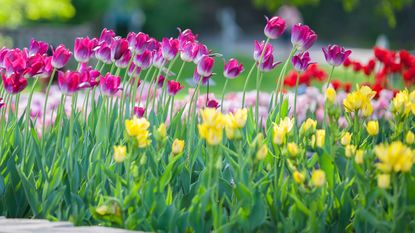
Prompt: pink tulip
<box><xmin>157</xmin><ymin>75</ymin><xmax>165</xmax><ymax>88</ymax></box>
<box><xmin>197</xmin><ymin>55</ymin><xmax>214</xmax><ymax>77</ymax></box>
<box><xmin>291</xmin><ymin>24</ymin><xmax>317</xmax><ymax>52</ymax></box>
<box><xmin>95</xmin><ymin>43</ymin><xmax>112</xmax><ymax>64</ymax></box>
<box><xmin>322</xmin><ymin>44</ymin><xmax>352</xmax><ymax>67</ymax></box>
<box><xmin>37</xmin><ymin>57</ymin><xmax>53</xmax><ymax>79</ymax></box>
<box><xmin>74</xmin><ymin>37</ymin><xmax>95</xmax><ymax>63</ymax></box>
<box><xmin>152</xmin><ymin>49</ymin><xmax>165</xmax><ymax>68</ymax></box>
<box><xmin>259</xmin><ymin>54</ymin><xmax>280</xmax><ymax>72</ymax></box>
<box><xmin>180</xmin><ymin>41</ymin><xmax>197</xmax><ymax>62</ymax></box>
<box><xmin>134</xmin><ymin>106</ymin><xmax>145</xmax><ymax>118</ymax></box>
<box><xmin>264</xmin><ymin>16</ymin><xmax>286</xmax><ymax>39</ymax></box>
<box><xmin>58</xmin><ymin>71</ymin><xmax>87</xmax><ymax>94</ymax></box>
<box><xmin>146</xmin><ymin>38</ymin><xmax>160</xmax><ymax>52</ymax></box>
<box><xmin>161</xmin><ymin>38</ymin><xmax>179</xmax><ymax>60</ymax></box>
<box><xmin>193</xmin><ymin>43</ymin><xmax>209</xmax><ymax>64</ymax></box>
<box><xmin>178</xmin><ymin>28</ymin><xmax>198</xmax><ymax>49</ymax></box>
<box><xmin>115</xmin><ymin>50</ymin><xmax>132</xmax><ymax>68</ymax></box>
<box><xmin>292</xmin><ymin>52</ymin><xmax>313</xmax><ymax>72</ymax></box>
<box><xmin>193</xmin><ymin>68</ymin><xmax>212</xmax><ymax>85</ymax></box>
<box><xmin>2</xmin><ymin>73</ymin><xmax>28</xmax><ymax>94</ymax></box>
<box><xmin>224</xmin><ymin>58</ymin><xmax>244</xmax><ymax>79</ymax></box>
<box><xmin>52</xmin><ymin>44</ymin><xmax>72</xmax><ymax>69</ymax></box>
<box><xmin>134</xmin><ymin>49</ymin><xmax>153</xmax><ymax>70</ymax></box>
<box><xmin>207</xmin><ymin>98</ymin><xmax>220</xmax><ymax>108</ymax></box>
<box><xmin>3</xmin><ymin>49</ymin><xmax>27</xmax><ymax>76</ymax></box>
<box><xmin>167</xmin><ymin>80</ymin><xmax>184</xmax><ymax>96</ymax></box>
<box><xmin>99</xmin><ymin>28</ymin><xmax>116</xmax><ymax>44</ymax></box>
<box><xmin>130</xmin><ymin>32</ymin><xmax>150</xmax><ymax>54</ymax></box>
<box><xmin>128</xmin><ymin>64</ymin><xmax>141</xmax><ymax>78</ymax></box>
<box><xmin>0</xmin><ymin>97</ymin><xmax>4</xmax><ymax>109</ymax></box>
<box><xmin>29</xmin><ymin>39</ymin><xmax>48</xmax><ymax>56</ymax></box>
<box><xmin>110</xmin><ymin>38</ymin><xmax>130</xmax><ymax>62</ymax></box>
<box><xmin>25</xmin><ymin>54</ymin><xmax>45</xmax><ymax>78</ymax></box>
<box><xmin>79</xmin><ymin>63</ymin><xmax>100</xmax><ymax>88</ymax></box>
<box><xmin>100</xmin><ymin>73</ymin><xmax>122</xmax><ymax>96</ymax></box>
<box><xmin>253</xmin><ymin>40</ymin><xmax>273</xmax><ymax>62</ymax></box>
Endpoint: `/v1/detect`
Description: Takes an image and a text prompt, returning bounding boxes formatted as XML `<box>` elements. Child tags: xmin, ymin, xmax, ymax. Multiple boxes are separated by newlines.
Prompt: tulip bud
<box><xmin>315</xmin><ymin>129</ymin><xmax>326</xmax><ymax>148</ymax></box>
<box><xmin>345</xmin><ymin>145</ymin><xmax>356</xmax><ymax>158</ymax></box>
<box><xmin>311</xmin><ymin>169</ymin><xmax>326</xmax><ymax>187</ymax></box>
<box><xmin>405</xmin><ymin>131</ymin><xmax>414</xmax><ymax>144</ymax></box>
<box><xmin>293</xmin><ymin>171</ymin><xmax>305</xmax><ymax>184</ymax></box>
<box><xmin>256</xmin><ymin>144</ymin><xmax>268</xmax><ymax>160</ymax></box>
<box><xmin>155</xmin><ymin>123</ymin><xmax>167</xmax><ymax>142</ymax></box>
<box><xmin>377</xmin><ymin>174</ymin><xmax>390</xmax><ymax>189</ymax></box>
<box><xmin>291</xmin><ymin>52</ymin><xmax>312</xmax><ymax>72</ymax></box>
<box><xmin>366</xmin><ymin>120</ymin><xmax>379</xmax><ymax>136</ymax></box>
<box><xmin>197</xmin><ymin>55</ymin><xmax>214</xmax><ymax>77</ymax></box>
<box><xmin>325</xmin><ymin>87</ymin><xmax>337</xmax><ymax>104</ymax></box>
<box><xmin>223</xmin><ymin>58</ymin><xmax>244</xmax><ymax>79</ymax></box>
<box><xmin>341</xmin><ymin>132</ymin><xmax>352</xmax><ymax>146</ymax></box>
<box><xmin>172</xmin><ymin>139</ymin><xmax>185</xmax><ymax>155</ymax></box>
<box><xmin>113</xmin><ymin>145</ymin><xmax>127</xmax><ymax>163</ymax></box>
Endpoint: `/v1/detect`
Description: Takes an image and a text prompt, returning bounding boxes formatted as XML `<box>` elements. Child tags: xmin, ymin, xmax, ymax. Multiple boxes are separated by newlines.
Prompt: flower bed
<box><xmin>0</xmin><ymin>16</ymin><xmax>415</xmax><ymax>232</ymax></box>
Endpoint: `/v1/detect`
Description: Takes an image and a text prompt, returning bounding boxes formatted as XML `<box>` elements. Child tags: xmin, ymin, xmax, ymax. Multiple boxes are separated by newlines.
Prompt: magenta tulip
<box><xmin>291</xmin><ymin>24</ymin><xmax>317</xmax><ymax>52</ymax></box>
<box><xmin>134</xmin><ymin>49</ymin><xmax>153</xmax><ymax>70</ymax></box>
<box><xmin>52</xmin><ymin>44</ymin><xmax>72</xmax><ymax>69</ymax></box>
<box><xmin>99</xmin><ymin>28</ymin><xmax>116</xmax><ymax>44</ymax></box>
<box><xmin>224</xmin><ymin>58</ymin><xmax>244</xmax><ymax>79</ymax></box>
<box><xmin>2</xmin><ymin>73</ymin><xmax>28</xmax><ymax>94</ymax></box>
<box><xmin>322</xmin><ymin>44</ymin><xmax>352</xmax><ymax>67</ymax></box>
<box><xmin>100</xmin><ymin>73</ymin><xmax>122</xmax><ymax>96</ymax></box>
<box><xmin>74</xmin><ymin>37</ymin><xmax>95</xmax><ymax>63</ymax></box>
<box><xmin>264</xmin><ymin>16</ymin><xmax>286</xmax><ymax>39</ymax></box>
<box><xmin>253</xmin><ymin>40</ymin><xmax>273</xmax><ymax>62</ymax></box>
<box><xmin>58</xmin><ymin>71</ymin><xmax>87</xmax><ymax>94</ymax></box>
<box><xmin>292</xmin><ymin>52</ymin><xmax>313</xmax><ymax>72</ymax></box>
<box><xmin>29</xmin><ymin>39</ymin><xmax>48</xmax><ymax>56</ymax></box>
<box><xmin>197</xmin><ymin>55</ymin><xmax>214</xmax><ymax>77</ymax></box>
<box><xmin>167</xmin><ymin>80</ymin><xmax>184</xmax><ymax>96</ymax></box>
<box><xmin>161</xmin><ymin>38</ymin><xmax>179</xmax><ymax>60</ymax></box>
<box><xmin>259</xmin><ymin>54</ymin><xmax>281</xmax><ymax>72</ymax></box>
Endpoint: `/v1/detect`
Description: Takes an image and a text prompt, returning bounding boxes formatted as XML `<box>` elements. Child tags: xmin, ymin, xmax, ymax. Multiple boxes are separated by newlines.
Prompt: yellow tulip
<box><xmin>293</xmin><ymin>171</ymin><xmax>305</xmax><ymax>184</ymax></box>
<box><xmin>287</xmin><ymin>142</ymin><xmax>299</xmax><ymax>157</ymax></box>
<box><xmin>374</xmin><ymin>141</ymin><xmax>414</xmax><ymax>173</ymax></box>
<box><xmin>256</xmin><ymin>144</ymin><xmax>268</xmax><ymax>160</ymax></box>
<box><xmin>233</xmin><ymin>108</ymin><xmax>248</xmax><ymax>128</ymax></box>
<box><xmin>406</xmin><ymin>131</ymin><xmax>414</xmax><ymax>145</ymax></box>
<box><xmin>198</xmin><ymin>108</ymin><xmax>226</xmax><ymax>146</ymax></box>
<box><xmin>391</xmin><ymin>90</ymin><xmax>411</xmax><ymax>117</ymax></box>
<box><xmin>136</xmin><ymin>130</ymin><xmax>151</xmax><ymax>148</ymax></box>
<box><xmin>273</xmin><ymin>125</ymin><xmax>286</xmax><ymax>145</ymax></box>
<box><xmin>366</xmin><ymin>120</ymin><xmax>379</xmax><ymax>136</ymax></box>
<box><xmin>377</xmin><ymin>174</ymin><xmax>390</xmax><ymax>189</ymax></box>
<box><xmin>299</xmin><ymin>118</ymin><xmax>317</xmax><ymax>136</ymax></box>
<box><xmin>156</xmin><ymin>123</ymin><xmax>167</xmax><ymax>141</ymax></box>
<box><xmin>340</xmin><ymin>132</ymin><xmax>352</xmax><ymax>146</ymax></box>
<box><xmin>354</xmin><ymin>149</ymin><xmax>364</xmax><ymax>164</ymax></box>
<box><xmin>125</xmin><ymin>117</ymin><xmax>150</xmax><ymax>137</ymax></box>
<box><xmin>172</xmin><ymin>139</ymin><xmax>185</xmax><ymax>155</ymax></box>
<box><xmin>316</xmin><ymin>129</ymin><xmax>325</xmax><ymax>148</ymax></box>
<box><xmin>311</xmin><ymin>169</ymin><xmax>326</xmax><ymax>187</ymax></box>
<box><xmin>113</xmin><ymin>145</ymin><xmax>127</xmax><ymax>163</ymax></box>
<box><xmin>325</xmin><ymin>87</ymin><xmax>336</xmax><ymax>104</ymax></box>
<box><xmin>345</xmin><ymin>145</ymin><xmax>356</xmax><ymax>158</ymax></box>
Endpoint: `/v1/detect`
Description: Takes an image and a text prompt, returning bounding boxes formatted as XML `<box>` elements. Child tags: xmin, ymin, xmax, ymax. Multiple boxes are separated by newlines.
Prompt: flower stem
<box><xmin>241</xmin><ymin>63</ymin><xmax>256</xmax><ymax>108</ymax></box>
<box><xmin>274</xmin><ymin>48</ymin><xmax>296</xmax><ymax>115</ymax></box>
<box><xmin>220</xmin><ymin>79</ymin><xmax>229</xmax><ymax>112</ymax></box>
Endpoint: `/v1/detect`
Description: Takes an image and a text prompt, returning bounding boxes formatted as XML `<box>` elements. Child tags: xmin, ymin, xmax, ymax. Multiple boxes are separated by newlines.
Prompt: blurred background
<box><xmin>1</xmin><ymin>0</ymin><xmax>414</xmax><ymax>94</ymax></box>
<box><xmin>0</xmin><ymin>0</ymin><xmax>414</xmax><ymax>50</ymax></box>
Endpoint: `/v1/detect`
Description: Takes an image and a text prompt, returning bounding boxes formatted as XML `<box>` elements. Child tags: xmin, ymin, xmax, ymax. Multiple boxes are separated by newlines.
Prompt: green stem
<box><xmin>275</xmin><ymin>48</ymin><xmax>297</xmax><ymax>114</ymax></box>
<box><xmin>220</xmin><ymin>79</ymin><xmax>229</xmax><ymax>112</ymax></box>
<box><xmin>293</xmin><ymin>71</ymin><xmax>302</xmax><ymax>140</ymax></box>
<box><xmin>42</xmin><ymin>68</ymin><xmax>57</xmax><ymax>137</ymax></box>
<box><xmin>241</xmin><ymin>63</ymin><xmax>256</xmax><ymax>108</ymax></box>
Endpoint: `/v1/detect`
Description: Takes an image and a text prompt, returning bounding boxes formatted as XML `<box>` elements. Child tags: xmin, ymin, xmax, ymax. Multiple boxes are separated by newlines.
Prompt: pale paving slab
<box><xmin>0</xmin><ymin>217</ymin><xmax>144</xmax><ymax>233</ymax></box>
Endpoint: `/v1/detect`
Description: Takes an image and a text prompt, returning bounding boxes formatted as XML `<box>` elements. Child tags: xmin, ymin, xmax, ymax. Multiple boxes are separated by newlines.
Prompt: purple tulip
<box><xmin>253</xmin><ymin>40</ymin><xmax>273</xmax><ymax>62</ymax></box>
<box><xmin>322</xmin><ymin>44</ymin><xmax>352</xmax><ymax>67</ymax></box>
<box><xmin>51</xmin><ymin>44</ymin><xmax>72</xmax><ymax>69</ymax></box>
<box><xmin>100</xmin><ymin>73</ymin><xmax>122</xmax><ymax>96</ymax></box>
<box><xmin>292</xmin><ymin>52</ymin><xmax>313</xmax><ymax>72</ymax></box>
<box><xmin>0</xmin><ymin>97</ymin><xmax>4</xmax><ymax>109</ymax></box>
<box><xmin>291</xmin><ymin>24</ymin><xmax>317</xmax><ymax>52</ymax></box>
<box><xmin>197</xmin><ymin>55</ymin><xmax>214</xmax><ymax>77</ymax></box>
<box><xmin>264</xmin><ymin>16</ymin><xmax>286</xmax><ymax>39</ymax></box>
<box><xmin>134</xmin><ymin>49</ymin><xmax>153</xmax><ymax>70</ymax></box>
<box><xmin>161</xmin><ymin>38</ymin><xmax>179</xmax><ymax>60</ymax></box>
<box><xmin>224</xmin><ymin>58</ymin><xmax>244</xmax><ymax>79</ymax></box>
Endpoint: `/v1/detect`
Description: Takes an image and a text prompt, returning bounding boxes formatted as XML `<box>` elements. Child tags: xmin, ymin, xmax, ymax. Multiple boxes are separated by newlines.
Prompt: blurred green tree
<box><xmin>252</xmin><ymin>0</ymin><xmax>413</xmax><ymax>27</ymax></box>
<box><xmin>0</xmin><ymin>0</ymin><xmax>75</xmax><ymax>27</ymax></box>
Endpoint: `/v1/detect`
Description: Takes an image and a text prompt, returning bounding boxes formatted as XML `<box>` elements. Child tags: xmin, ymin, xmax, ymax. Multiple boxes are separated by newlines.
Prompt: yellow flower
<box><xmin>293</xmin><ymin>171</ymin><xmax>305</xmax><ymax>184</ymax></box>
<box><xmin>325</xmin><ymin>87</ymin><xmax>336</xmax><ymax>104</ymax></box>
<box><xmin>136</xmin><ymin>130</ymin><xmax>151</xmax><ymax>148</ymax></box>
<box><xmin>273</xmin><ymin>125</ymin><xmax>286</xmax><ymax>145</ymax></box>
<box><xmin>315</xmin><ymin>129</ymin><xmax>325</xmax><ymax>148</ymax></box>
<box><xmin>113</xmin><ymin>145</ymin><xmax>127</xmax><ymax>163</ymax></box>
<box><xmin>287</xmin><ymin>142</ymin><xmax>299</xmax><ymax>157</ymax></box>
<box><xmin>125</xmin><ymin>117</ymin><xmax>151</xmax><ymax>148</ymax></box>
<box><xmin>279</xmin><ymin>117</ymin><xmax>294</xmax><ymax>133</ymax></box>
<box><xmin>406</xmin><ymin>131</ymin><xmax>414</xmax><ymax>145</ymax></box>
<box><xmin>233</xmin><ymin>108</ymin><xmax>248</xmax><ymax>128</ymax></box>
<box><xmin>391</xmin><ymin>90</ymin><xmax>411</xmax><ymax>117</ymax></box>
<box><xmin>198</xmin><ymin>108</ymin><xmax>226</xmax><ymax>146</ymax></box>
<box><xmin>256</xmin><ymin>144</ymin><xmax>268</xmax><ymax>160</ymax></box>
<box><xmin>340</xmin><ymin>132</ymin><xmax>352</xmax><ymax>146</ymax></box>
<box><xmin>354</xmin><ymin>149</ymin><xmax>364</xmax><ymax>164</ymax></box>
<box><xmin>374</xmin><ymin>141</ymin><xmax>414</xmax><ymax>173</ymax></box>
<box><xmin>377</xmin><ymin>174</ymin><xmax>390</xmax><ymax>189</ymax></box>
<box><xmin>345</xmin><ymin>145</ymin><xmax>356</xmax><ymax>158</ymax></box>
<box><xmin>311</xmin><ymin>169</ymin><xmax>326</xmax><ymax>187</ymax></box>
<box><xmin>172</xmin><ymin>139</ymin><xmax>185</xmax><ymax>155</ymax></box>
<box><xmin>125</xmin><ymin>117</ymin><xmax>150</xmax><ymax>137</ymax></box>
<box><xmin>343</xmin><ymin>85</ymin><xmax>375</xmax><ymax>116</ymax></box>
<box><xmin>366</xmin><ymin>120</ymin><xmax>379</xmax><ymax>136</ymax></box>
<box><xmin>300</xmin><ymin>118</ymin><xmax>317</xmax><ymax>136</ymax></box>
